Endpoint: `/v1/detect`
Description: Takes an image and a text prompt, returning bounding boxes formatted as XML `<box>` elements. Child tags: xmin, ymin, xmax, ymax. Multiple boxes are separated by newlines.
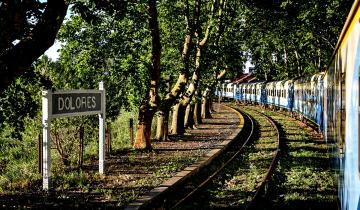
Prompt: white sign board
<box><xmin>41</xmin><ymin>82</ymin><xmax>106</xmax><ymax>190</ymax></box>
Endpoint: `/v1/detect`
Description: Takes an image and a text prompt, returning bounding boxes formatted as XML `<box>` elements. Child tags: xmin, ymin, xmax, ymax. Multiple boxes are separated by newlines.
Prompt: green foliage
<box><xmin>0</xmin><ymin>69</ymin><xmax>43</xmax><ymax>139</ymax></box>
<box><xmin>53</xmin><ymin>5</ymin><xmax>153</xmax><ymax>116</ymax></box>
<box><xmin>239</xmin><ymin>0</ymin><xmax>353</xmax><ymax>80</ymax></box>
<box><xmin>0</xmin><ymin>116</ymin><xmax>41</xmax><ymax>192</ymax></box>
<box><xmin>111</xmin><ymin>109</ymin><xmax>138</xmax><ymax>149</ymax></box>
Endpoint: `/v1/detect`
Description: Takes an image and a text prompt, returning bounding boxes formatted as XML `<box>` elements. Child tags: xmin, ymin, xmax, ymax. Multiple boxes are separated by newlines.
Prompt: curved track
<box><xmin>169</xmin><ymin>104</ymin><xmax>281</xmax><ymax>209</ymax></box>
<box><xmin>170</xmin><ymin>107</ymin><xmax>255</xmax><ymax>209</ymax></box>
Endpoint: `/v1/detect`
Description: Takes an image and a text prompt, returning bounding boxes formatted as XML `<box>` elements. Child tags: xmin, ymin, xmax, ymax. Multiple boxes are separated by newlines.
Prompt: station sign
<box><xmin>51</xmin><ymin>91</ymin><xmax>102</xmax><ymax>117</ymax></box>
<box><xmin>41</xmin><ymin>82</ymin><xmax>106</xmax><ymax>191</ymax></box>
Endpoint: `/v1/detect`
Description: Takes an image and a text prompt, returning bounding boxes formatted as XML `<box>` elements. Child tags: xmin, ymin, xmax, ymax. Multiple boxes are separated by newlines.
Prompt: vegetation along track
<box><xmin>158</xmin><ymin>104</ymin><xmax>281</xmax><ymax>210</ymax></box>
<box><xmin>242</xmin><ymin>105</ymin><xmax>338</xmax><ymax>210</ymax></box>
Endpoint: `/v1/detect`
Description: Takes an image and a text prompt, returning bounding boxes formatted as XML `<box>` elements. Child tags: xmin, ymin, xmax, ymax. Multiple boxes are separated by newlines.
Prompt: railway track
<box><xmin>144</xmin><ymin>104</ymin><xmax>282</xmax><ymax>210</ymax></box>
<box><xmin>239</xmin><ymin>105</ymin><xmax>338</xmax><ymax>210</ymax></box>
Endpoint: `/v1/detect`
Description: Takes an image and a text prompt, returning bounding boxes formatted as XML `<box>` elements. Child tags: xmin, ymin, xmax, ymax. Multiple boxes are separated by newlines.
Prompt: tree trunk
<box><xmin>170</xmin><ymin>103</ymin><xmax>179</xmax><ymax>134</ymax></box>
<box><xmin>184</xmin><ymin>104</ymin><xmax>191</xmax><ymax>128</ymax></box>
<box><xmin>201</xmin><ymin>97</ymin><xmax>212</xmax><ymax>119</ymax></box>
<box><xmin>134</xmin><ymin>0</ymin><xmax>161</xmax><ymax>150</ymax></box>
<box><xmin>170</xmin><ymin>102</ymin><xmax>186</xmax><ymax>135</ymax></box>
<box><xmin>209</xmin><ymin>97</ymin><xmax>215</xmax><ymax>113</ymax></box>
<box><xmin>155</xmin><ymin>111</ymin><xmax>165</xmax><ymax>141</ymax></box>
<box><xmin>134</xmin><ymin>117</ymin><xmax>152</xmax><ymax>149</ymax></box>
<box><xmin>171</xmin><ymin>0</ymin><xmax>222</xmax><ymax>134</ymax></box>
<box><xmin>0</xmin><ymin>0</ymin><xmax>68</xmax><ymax>94</ymax></box>
<box><xmin>185</xmin><ymin>103</ymin><xmax>196</xmax><ymax>129</ymax></box>
<box><xmin>201</xmin><ymin>89</ymin><xmax>212</xmax><ymax>119</ymax></box>
<box><xmin>194</xmin><ymin>90</ymin><xmax>202</xmax><ymax>125</ymax></box>
<box><xmin>194</xmin><ymin>98</ymin><xmax>202</xmax><ymax>125</ymax></box>
<box><xmin>162</xmin><ymin>110</ymin><xmax>170</xmax><ymax>141</ymax></box>
<box><xmin>156</xmin><ymin>0</ymin><xmax>197</xmax><ymax>140</ymax></box>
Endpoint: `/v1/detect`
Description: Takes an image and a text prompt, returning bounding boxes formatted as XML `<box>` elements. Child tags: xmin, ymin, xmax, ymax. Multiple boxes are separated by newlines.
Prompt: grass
<box><xmin>0</xmin><ymin>106</ymin><xmax>219</xmax><ymax>208</ymax></box>
<box><xmin>195</xmin><ymin>104</ymin><xmax>337</xmax><ymax>210</ymax></box>
<box><xmin>259</xmin><ymin>108</ymin><xmax>338</xmax><ymax>209</ymax></box>
<box><xmin>0</xmin><ymin>108</ymin><xmax>141</xmax><ymax>193</ymax></box>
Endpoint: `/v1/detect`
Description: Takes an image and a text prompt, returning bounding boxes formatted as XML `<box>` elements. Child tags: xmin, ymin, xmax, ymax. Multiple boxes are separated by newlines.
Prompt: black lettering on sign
<box><xmin>52</xmin><ymin>92</ymin><xmax>102</xmax><ymax>116</ymax></box>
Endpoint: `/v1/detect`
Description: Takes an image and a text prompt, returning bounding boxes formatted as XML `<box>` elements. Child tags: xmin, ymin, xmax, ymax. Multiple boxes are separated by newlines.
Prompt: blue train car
<box><xmin>254</xmin><ymin>82</ymin><xmax>265</xmax><ymax>104</ymax></box>
<box><xmin>265</xmin><ymin>82</ymin><xmax>276</xmax><ymax>106</ymax></box>
<box><xmin>294</xmin><ymin>73</ymin><xmax>324</xmax><ymax>124</ymax></box>
<box><xmin>324</xmin><ymin>2</ymin><xmax>360</xmax><ymax>209</ymax></box>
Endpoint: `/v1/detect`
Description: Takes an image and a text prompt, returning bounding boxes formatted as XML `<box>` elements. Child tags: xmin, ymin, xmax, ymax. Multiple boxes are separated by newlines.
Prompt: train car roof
<box><xmin>310</xmin><ymin>72</ymin><xmax>325</xmax><ymax>81</ymax></box>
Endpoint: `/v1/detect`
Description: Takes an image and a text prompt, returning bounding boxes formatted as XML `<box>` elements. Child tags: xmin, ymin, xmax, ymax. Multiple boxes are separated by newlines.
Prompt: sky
<box><xmin>44</xmin><ymin>2</ymin><xmax>71</xmax><ymax>61</ymax></box>
<box><xmin>45</xmin><ymin>41</ymin><xmax>61</xmax><ymax>61</ymax></box>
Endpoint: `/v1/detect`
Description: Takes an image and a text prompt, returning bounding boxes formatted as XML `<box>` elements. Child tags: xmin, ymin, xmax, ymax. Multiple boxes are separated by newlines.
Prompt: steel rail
<box><xmin>245</xmin><ymin>107</ymin><xmax>281</xmax><ymax>210</ymax></box>
<box><xmin>170</xmin><ymin>106</ymin><xmax>255</xmax><ymax>209</ymax></box>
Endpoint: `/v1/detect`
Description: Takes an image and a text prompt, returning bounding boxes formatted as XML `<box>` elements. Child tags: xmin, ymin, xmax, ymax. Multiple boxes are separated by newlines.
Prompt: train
<box><xmin>215</xmin><ymin>1</ymin><xmax>360</xmax><ymax>210</ymax></box>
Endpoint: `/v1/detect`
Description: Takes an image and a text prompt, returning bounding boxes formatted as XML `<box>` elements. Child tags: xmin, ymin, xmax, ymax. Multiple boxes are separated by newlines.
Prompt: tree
<box><xmin>154</xmin><ymin>0</ymin><xmax>197</xmax><ymax>141</ymax></box>
<box><xmin>133</xmin><ymin>0</ymin><xmax>162</xmax><ymax>150</ymax></box>
<box><xmin>0</xmin><ymin>0</ymin><xmax>68</xmax><ymax>95</ymax></box>
<box><xmin>170</xmin><ymin>0</ymin><xmax>226</xmax><ymax>134</ymax></box>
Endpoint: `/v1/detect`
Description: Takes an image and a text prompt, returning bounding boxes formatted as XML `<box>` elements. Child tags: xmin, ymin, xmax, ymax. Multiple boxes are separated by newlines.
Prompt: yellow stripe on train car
<box><xmin>337</xmin><ymin>2</ymin><xmax>360</xmax><ymax>50</ymax></box>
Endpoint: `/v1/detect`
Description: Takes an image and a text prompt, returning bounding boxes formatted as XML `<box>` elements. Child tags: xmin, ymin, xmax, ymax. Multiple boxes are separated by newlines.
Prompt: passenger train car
<box><xmin>215</xmin><ymin>1</ymin><xmax>360</xmax><ymax>209</ymax></box>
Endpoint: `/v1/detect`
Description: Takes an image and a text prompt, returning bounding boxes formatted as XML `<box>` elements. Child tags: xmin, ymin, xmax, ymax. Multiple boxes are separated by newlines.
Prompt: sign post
<box><xmin>42</xmin><ymin>90</ymin><xmax>52</xmax><ymax>190</ymax></box>
<box><xmin>98</xmin><ymin>81</ymin><xmax>105</xmax><ymax>175</ymax></box>
<box><xmin>41</xmin><ymin>82</ymin><xmax>106</xmax><ymax>190</ymax></box>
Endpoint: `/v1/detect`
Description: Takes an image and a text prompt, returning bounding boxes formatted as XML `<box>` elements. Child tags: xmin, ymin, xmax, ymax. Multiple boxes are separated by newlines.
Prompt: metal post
<box><xmin>129</xmin><ymin>118</ymin><xmax>134</xmax><ymax>146</ymax></box>
<box><xmin>42</xmin><ymin>90</ymin><xmax>52</xmax><ymax>190</ymax></box>
<box><xmin>38</xmin><ymin>133</ymin><xmax>43</xmax><ymax>175</ymax></box>
<box><xmin>79</xmin><ymin>126</ymin><xmax>84</xmax><ymax>168</ymax></box>
<box><xmin>106</xmin><ymin>128</ymin><xmax>111</xmax><ymax>156</ymax></box>
<box><xmin>99</xmin><ymin>82</ymin><xmax>106</xmax><ymax>175</ymax></box>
